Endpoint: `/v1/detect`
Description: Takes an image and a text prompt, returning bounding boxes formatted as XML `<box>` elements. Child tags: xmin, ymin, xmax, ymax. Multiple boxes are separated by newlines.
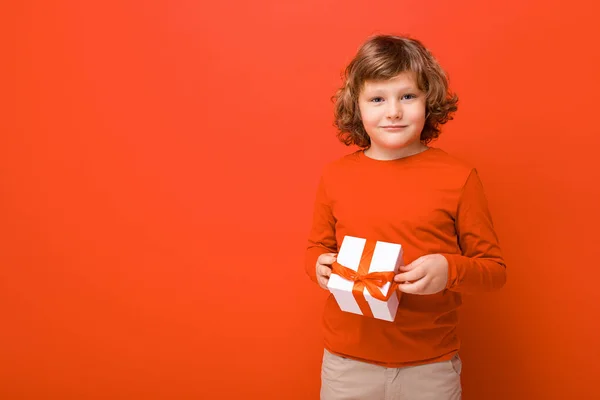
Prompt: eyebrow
<box><xmin>363</xmin><ymin>86</ymin><xmax>418</xmax><ymax>93</ymax></box>
<box><xmin>361</xmin><ymin>87</ymin><xmax>419</xmax><ymax>97</ymax></box>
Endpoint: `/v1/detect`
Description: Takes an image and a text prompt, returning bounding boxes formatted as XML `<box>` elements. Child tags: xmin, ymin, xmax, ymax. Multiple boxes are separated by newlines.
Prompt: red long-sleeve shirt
<box><xmin>305</xmin><ymin>147</ymin><xmax>506</xmax><ymax>367</ymax></box>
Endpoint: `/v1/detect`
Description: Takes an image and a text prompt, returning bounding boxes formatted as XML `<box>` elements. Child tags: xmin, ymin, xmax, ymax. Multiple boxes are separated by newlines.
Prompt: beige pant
<box><xmin>320</xmin><ymin>349</ymin><xmax>462</xmax><ymax>400</ymax></box>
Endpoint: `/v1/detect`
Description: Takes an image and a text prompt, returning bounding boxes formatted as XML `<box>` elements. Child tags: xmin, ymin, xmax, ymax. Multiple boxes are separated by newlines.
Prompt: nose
<box><xmin>386</xmin><ymin>100</ymin><xmax>402</xmax><ymax>120</ymax></box>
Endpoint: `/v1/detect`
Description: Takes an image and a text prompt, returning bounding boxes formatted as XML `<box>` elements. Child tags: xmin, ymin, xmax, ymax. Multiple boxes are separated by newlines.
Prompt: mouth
<box><xmin>381</xmin><ymin>125</ymin><xmax>409</xmax><ymax>130</ymax></box>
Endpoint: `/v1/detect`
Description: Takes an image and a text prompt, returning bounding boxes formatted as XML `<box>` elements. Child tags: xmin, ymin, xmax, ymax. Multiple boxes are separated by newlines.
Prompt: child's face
<box><xmin>358</xmin><ymin>72</ymin><xmax>427</xmax><ymax>158</ymax></box>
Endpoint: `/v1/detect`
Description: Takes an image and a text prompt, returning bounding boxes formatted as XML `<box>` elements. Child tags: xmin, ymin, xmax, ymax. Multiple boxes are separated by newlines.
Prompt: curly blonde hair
<box><xmin>333</xmin><ymin>35</ymin><xmax>458</xmax><ymax>147</ymax></box>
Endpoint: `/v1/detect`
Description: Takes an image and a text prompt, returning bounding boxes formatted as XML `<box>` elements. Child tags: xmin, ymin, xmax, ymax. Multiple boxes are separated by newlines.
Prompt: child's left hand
<box><xmin>393</xmin><ymin>254</ymin><xmax>448</xmax><ymax>295</ymax></box>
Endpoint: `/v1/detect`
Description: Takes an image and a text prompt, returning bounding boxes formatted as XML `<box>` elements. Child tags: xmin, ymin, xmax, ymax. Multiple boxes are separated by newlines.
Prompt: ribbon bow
<box><xmin>331</xmin><ymin>262</ymin><xmax>398</xmax><ymax>301</ymax></box>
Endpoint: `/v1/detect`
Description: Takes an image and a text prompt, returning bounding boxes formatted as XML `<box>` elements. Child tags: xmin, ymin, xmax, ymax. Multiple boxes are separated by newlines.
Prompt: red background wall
<box><xmin>3</xmin><ymin>0</ymin><xmax>600</xmax><ymax>398</ymax></box>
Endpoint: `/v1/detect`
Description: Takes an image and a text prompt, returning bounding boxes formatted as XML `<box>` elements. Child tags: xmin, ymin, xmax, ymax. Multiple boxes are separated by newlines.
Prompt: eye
<box><xmin>402</xmin><ymin>94</ymin><xmax>417</xmax><ymax>100</ymax></box>
<box><xmin>370</xmin><ymin>97</ymin><xmax>384</xmax><ymax>103</ymax></box>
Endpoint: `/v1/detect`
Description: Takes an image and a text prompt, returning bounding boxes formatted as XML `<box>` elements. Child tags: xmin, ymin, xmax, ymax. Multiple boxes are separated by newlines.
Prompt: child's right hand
<box><xmin>316</xmin><ymin>253</ymin><xmax>337</xmax><ymax>290</ymax></box>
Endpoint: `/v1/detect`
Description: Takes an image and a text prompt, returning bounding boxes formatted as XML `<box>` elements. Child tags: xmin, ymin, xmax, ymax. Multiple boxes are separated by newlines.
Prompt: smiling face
<box><xmin>358</xmin><ymin>71</ymin><xmax>428</xmax><ymax>160</ymax></box>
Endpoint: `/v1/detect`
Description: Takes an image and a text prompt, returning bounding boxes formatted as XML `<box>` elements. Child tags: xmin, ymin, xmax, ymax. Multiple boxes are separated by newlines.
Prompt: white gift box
<box><xmin>327</xmin><ymin>236</ymin><xmax>403</xmax><ymax>322</ymax></box>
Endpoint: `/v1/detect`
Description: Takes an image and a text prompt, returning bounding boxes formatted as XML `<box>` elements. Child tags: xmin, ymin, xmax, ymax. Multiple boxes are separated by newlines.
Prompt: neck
<box><xmin>364</xmin><ymin>143</ymin><xmax>429</xmax><ymax>161</ymax></box>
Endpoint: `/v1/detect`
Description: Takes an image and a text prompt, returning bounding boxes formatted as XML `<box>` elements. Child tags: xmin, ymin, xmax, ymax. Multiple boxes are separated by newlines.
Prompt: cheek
<box><xmin>359</xmin><ymin>108</ymin><xmax>380</xmax><ymax>127</ymax></box>
<box><xmin>407</xmin><ymin>105</ymin><xmax>427</xmax><ymax>124</ymax></box>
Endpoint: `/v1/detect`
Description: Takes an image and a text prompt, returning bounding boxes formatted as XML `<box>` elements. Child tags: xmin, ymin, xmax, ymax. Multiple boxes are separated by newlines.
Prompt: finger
<box><xmin>399</xmin><ymin>256</ymin><xmax>426</xmax><ymax>272</ymax></box>
<box><xmin>398</xmin><ymin>263</ymin><xmax>414</xmax><ymax>272</ymax></box>
<box><xmin>318</xmin><ymin>276</ymin><xmax>330</xmax><ymax>289</ymax></box>
<box><xmin>397</xmin><ymin>278</ymin><xmax>428</xmax><ymax>294</ymax></box>
<box><xmin>319</xmin><ymin>253</ymin><xmax>338</xmax><ymax>265</ymax></box>
<box><xmin>394</xmin><ymin>266</ymin><xmax>425</xmax><ymax>283</ymax></box>
<box><xmin>317</xmin><ymin>264</ymin><xmax>332</xmax><ymax>278</ymax></box>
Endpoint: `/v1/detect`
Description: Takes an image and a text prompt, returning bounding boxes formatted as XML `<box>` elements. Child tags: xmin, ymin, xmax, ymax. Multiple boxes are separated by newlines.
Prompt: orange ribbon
<box><xmin>331</xmin><ymin>239</ymin><xmax>399</xmax><ymax>318</ymax></box>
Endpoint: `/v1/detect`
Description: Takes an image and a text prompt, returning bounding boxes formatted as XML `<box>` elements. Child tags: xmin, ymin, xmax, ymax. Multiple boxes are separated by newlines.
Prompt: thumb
<box><xmin>319</xmin><ymin>253</ymin><xmax>338</xmax><ymax>265</ymax></box>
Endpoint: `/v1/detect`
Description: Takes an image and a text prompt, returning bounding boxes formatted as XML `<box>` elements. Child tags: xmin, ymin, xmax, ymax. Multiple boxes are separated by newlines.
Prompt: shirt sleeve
<box><xmin>442</xmin><ymin>169</ymin><xmax>507</xmax><ymax>293</ymax></box>
<box><xmin>305</xmin><ymin>172</ymin><xmax>338</xmax><ymax>284</ymax></box>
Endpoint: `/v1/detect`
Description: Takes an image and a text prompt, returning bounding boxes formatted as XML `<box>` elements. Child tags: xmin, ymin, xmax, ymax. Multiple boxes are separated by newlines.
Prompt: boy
<box><xmin>305</xmin><ymin>35</ymin><xmax>506</xmax><ymax>400</ymax></box>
